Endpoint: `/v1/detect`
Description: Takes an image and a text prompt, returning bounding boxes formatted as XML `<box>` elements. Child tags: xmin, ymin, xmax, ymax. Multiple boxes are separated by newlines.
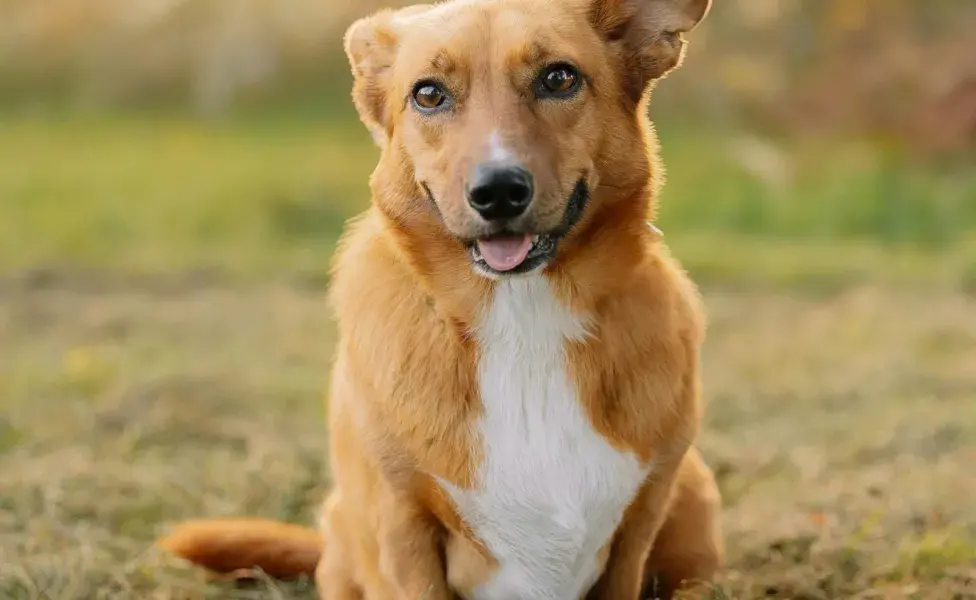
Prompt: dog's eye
<box><xmin>412</xmin><ymin>82</ymin><xmax>449</xmax><ymax>112</ymax></box>
<box><xmin>538</xmin><ymin>64</ymin><xmax>582</xmax><ymax>98</ymax></box>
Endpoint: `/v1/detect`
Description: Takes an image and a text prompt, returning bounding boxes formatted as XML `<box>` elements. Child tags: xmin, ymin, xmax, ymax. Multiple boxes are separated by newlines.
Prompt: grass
<box><xmin>2</xmin><ymin>113</ymin><xmax>975</xmax><ymax>287</ymax></box>
<box><xmin>0</xmin><ymin>112</ymin><xmax>371</xmax><ymax>278</ymax></box>
<box><xmin>1</xmin><ymin>112</ymin><xmax>975</xmax><ymax>599</ymax></box>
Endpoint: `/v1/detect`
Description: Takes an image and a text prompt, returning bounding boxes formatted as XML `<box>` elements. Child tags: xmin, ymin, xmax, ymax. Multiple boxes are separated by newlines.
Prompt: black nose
<box><xmin>466</xmin><ymin>162</ymin><xmax>534</xmax><ymax>221</ymax></box>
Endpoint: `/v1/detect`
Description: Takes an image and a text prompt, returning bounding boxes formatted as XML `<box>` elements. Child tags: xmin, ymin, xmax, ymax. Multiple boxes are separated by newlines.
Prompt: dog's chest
<box><xmin>441</xmin><ymin>277</ymin><xmax>648</xmax><ymax>600</ymax></box>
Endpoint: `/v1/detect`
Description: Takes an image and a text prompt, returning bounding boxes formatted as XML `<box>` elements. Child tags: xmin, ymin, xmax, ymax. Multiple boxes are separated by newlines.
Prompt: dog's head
<box><xmin>344</xmin><ymin>0</ymin><xmax>709</xmax><ymax>278</ymax></box>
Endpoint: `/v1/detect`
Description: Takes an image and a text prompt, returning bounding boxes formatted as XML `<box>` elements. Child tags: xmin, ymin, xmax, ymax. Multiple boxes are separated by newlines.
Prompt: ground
<box><xmin>0</xmin><ymin>115</ymin><xmax>974</xmax><ymax>599</ymax></box>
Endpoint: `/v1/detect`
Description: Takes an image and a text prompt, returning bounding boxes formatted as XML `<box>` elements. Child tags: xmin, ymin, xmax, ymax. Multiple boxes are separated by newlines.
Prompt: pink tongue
<box><xmin>476</xmin><ymin>234</ymin><xmax>533</xmax><ymax>272</ymax></box>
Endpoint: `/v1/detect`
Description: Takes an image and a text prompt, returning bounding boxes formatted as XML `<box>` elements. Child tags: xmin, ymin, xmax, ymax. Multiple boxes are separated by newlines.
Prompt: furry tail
<box><xmin>156</xmin><ymin>518</ymin><xmax>322</xmax><ymax>579</ymax></box>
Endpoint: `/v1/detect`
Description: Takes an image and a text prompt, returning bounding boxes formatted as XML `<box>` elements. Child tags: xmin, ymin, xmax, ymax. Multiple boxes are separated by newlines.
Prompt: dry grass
<box><xmin>1</xmin><ymin>275</ymin><xmax>974</xmax><ymax>599</ymax></box>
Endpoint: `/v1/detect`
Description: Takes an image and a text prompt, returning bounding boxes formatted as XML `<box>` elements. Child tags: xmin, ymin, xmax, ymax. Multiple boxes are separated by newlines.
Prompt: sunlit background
<box><xmin>1</xmin><ymin>1</ymin><xmax>974</xmax><ymax>598</ymax></box>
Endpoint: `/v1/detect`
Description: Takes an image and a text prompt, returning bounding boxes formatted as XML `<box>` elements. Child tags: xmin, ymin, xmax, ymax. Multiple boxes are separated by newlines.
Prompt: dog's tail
<box><xmin>156</xmin><ymin>518</ymin><xmax>322</xmax><ymax>579</ymax></box>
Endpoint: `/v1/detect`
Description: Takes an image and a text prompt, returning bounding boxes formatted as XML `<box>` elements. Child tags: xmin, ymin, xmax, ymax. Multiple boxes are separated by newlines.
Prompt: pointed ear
<box><xmin>344</xmin><ymin>12</ymin><xmax>399</xmax><ymax>147</ymax></box>
<box><xmin>343</xmin><ymin>6</ymin><xmax>430</xmax><ymax>147</ymax></box>
<box><xmin>589</xmin><ymin>0</ymin><xmax>711</xmax><ymax>101</ymax></box>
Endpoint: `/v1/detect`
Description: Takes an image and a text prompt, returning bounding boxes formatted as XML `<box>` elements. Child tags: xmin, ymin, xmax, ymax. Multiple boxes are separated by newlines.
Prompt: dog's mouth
<box><xmin>424</xmin><ymin>178</ymin><xmax>589</xmax><ymax>277</ymax></box>
<box><xmin>468</xmin><ymin>233</ymin><xmax>557</xmax><ymax>274</ymax></box>
<box><xmin>467</xmin><ymin>179</ymin><xmax>588</xmax><ymax>276</ymax></box>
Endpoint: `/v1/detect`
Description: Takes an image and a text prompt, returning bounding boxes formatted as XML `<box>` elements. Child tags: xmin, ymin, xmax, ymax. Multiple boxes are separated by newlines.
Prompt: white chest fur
<box><xmin>441</xmin><ymin>276</ymin><xmax>649</xmax><ymax>600</ymax></box>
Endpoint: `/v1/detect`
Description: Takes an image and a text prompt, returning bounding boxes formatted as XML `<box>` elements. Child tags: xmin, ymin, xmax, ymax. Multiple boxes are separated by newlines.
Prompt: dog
<box><xmin>158</xmin><ymin>0</ymin><xmax>724</xmax><ymax>598</ymax></box>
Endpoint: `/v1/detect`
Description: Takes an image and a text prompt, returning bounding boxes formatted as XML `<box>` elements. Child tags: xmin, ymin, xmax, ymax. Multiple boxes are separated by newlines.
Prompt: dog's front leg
<box><xmin>586</xmin><ymin>458</ymin><xmax>684</xmax><ymax>600</ymax></box>
<box><xmin>378</xmin><ymin>498</ymin><xmax>455</xmax><ymax>600</ymax></box>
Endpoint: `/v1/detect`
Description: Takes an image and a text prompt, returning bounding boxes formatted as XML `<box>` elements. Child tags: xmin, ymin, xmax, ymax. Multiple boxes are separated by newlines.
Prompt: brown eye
<box><xmin>539</xmin><ymin>64</ymin><xmax>581</xmax><ymax>98</ymax></box>
<box><xmin>412</xmin><ymin>82</ymin><xmax>450</xmax><ymax>112</ymax></box>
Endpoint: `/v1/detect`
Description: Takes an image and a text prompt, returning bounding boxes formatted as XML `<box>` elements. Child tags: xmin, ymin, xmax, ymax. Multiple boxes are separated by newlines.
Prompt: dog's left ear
<box><xmin>589</xmin><ymin>0</ymin><xmax>711</xmax><ymax>102</ymax></box>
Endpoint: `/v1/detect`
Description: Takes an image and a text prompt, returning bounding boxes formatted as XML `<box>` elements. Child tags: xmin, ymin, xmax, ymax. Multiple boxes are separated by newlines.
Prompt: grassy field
<box><xmin>1</xmin><ymin>112</ymin><xmax>975</xmax><ymax>599</ymax></box>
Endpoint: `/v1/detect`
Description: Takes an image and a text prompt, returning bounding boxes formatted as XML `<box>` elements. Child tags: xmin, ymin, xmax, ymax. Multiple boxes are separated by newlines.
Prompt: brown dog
<box><xmin>158</xmin><ymin>0</ymin><xmax>724</xmax><ymax>598</ymax></box>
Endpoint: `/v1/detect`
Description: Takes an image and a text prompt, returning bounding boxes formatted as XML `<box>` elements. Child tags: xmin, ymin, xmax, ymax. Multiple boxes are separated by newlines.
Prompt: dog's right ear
<box><xmin>344</xmin><ymin>6</ymin><xmax>429</xmax><ymax>147</ymax></box>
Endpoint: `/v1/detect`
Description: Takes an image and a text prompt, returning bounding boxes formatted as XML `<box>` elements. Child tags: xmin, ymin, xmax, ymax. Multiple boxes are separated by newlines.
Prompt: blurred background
<box><xmin>1</xmin><ymin>1</ymin><xmax>974</xmax><ymax>599</ymax></box>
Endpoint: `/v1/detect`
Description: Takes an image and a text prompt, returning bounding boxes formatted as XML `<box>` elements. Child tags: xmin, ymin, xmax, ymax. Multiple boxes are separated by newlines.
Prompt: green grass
<box><xmin>658</xmin><ymin>132</ymin><xmax>976</xmax><ymax>244</ymax></box>
<box><xmin>1</xmin><ymin>113</ymin><xmax>974</xmax><ymax>287</ymax></box>
<box><xmin>1</xmin><ymin>113</ymin><xmax>975</xmax><ymax>599</ymax></box>
<box><xmin>0</xmin><ymin>113</ymin><xmax>372</xmax><ymax>278</ymax></box>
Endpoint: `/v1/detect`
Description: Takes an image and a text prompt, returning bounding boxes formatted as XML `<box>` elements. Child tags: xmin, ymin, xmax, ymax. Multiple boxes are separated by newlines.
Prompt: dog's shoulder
<box><xmin>591</xmin><ymin>240</ymin><xmax>704</xmax><ymax>348</ymax></box>
<box><xmin>327</xmin><ymin>208</ymin><xmax>481</xmax><ymax>463</ymax></box>
<box><xmin>650</xmin><ymin>243</ymin><xmax>706</xmax><ymax>341</ymax></box>
<box><xmin>562</xmin><ymin>242</ymin><xmax>704</xmax><ymax>461</ymax></box>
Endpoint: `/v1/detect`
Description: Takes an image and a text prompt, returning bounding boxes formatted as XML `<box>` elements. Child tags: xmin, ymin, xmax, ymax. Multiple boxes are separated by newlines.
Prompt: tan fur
<box><xmin>156</xmin><ymin>519</ymin><xmax>321</xmax><ymax>579</ymax></box>
<box><xmin>158</xmin><ymin>0</ymin><xmax>723</xmax><ymax>598</ymax></box>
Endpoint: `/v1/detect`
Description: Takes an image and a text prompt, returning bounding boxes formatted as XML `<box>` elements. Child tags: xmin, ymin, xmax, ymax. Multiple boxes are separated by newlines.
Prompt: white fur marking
<box><xmin>441</xmin><ymin>276</ymin><xmax>648</xmax><ymax>600</ymax></box>
<box><xmin>488</xmin><ymin>130</ymin><xmax>514</xmax><ymax>163</ymax></box>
